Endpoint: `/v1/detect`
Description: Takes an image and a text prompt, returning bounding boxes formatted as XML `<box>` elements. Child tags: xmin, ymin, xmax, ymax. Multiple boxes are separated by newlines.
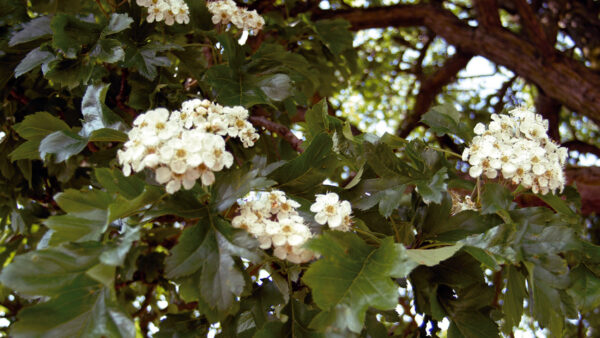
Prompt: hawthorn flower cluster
<box><xmin>136</xmin><ymin>0</ymin><xmax>190</xmax><ymax>25</ymax></box>
<box><xmin>310</xmin><ymin>192</ymin><xmax>353</xmax><ymax>232</ymax></box>
<box><xmin>117</xmin><ymin>99</ymin><xmax>259</xmax><ymax>194</ymax></box>
<box><xmin>232</xmin><ymin>191</ymin><xmax>315</xmax><ymax>264</ymax></box>
<box><xmin>462</xmin><ymin>107</ymin><xmax>568</xmax><ymax>195</ymax></box>
<box><xmin>207</xmin><ymin>0</ymin><xmax>265</xmax><ymax>32</ymax></box>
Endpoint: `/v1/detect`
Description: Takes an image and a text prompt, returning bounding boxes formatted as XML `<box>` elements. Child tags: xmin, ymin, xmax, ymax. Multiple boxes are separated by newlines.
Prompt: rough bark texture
<box><xmin>315</xmin><ymin>4</ymin><xmax>600</xmax><ymax>126</ymax></box>
<box><xmin>398</xmin><ymin>51</ymin><xmax>473</xmax><ymax>137</ymax></box>
<box><xmin>566</xmin><ymin>166</ymin><xmax>600</xmax><ymax>215</ymax></box>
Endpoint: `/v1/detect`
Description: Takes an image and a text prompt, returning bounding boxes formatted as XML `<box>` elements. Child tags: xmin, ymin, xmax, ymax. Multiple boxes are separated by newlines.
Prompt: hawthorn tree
<box><xmin>0</xmin><ymin>0</ymin><xmax>600</xmax><ymax>337</ymax></box>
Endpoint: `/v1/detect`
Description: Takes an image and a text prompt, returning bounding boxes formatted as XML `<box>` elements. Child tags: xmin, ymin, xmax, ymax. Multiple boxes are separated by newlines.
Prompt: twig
<box><xmin>95</xmin><ymin>0</ymin><xmax>110</xmax><ymax>18</ymax></box>
<box><xmin>248</xmin><ymin>115</ymin><xmax>304</xmax><ymax>153</ymax></box>
<box><xmin>9</xmin><ymin>90</ymin><xmax>28</xmax><ymax>105</ymax></box>
<box><xmin>116</xmin><ymin>70</ymin><xmax>137</xmax><ymax>118</ymax></box>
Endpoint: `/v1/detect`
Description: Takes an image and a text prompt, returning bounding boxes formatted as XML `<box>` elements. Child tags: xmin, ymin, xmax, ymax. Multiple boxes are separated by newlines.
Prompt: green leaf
<box><xmin>43</xmin><ymin>57</ymin><xmax>95</xmax><ymax>89</ymax></box>
<box><xmin>100</xmin><ymin>226</ymin><xmax>141</xmax><ymax>267</ymax></box>
<box><xmin>51</xmin><ymin>13</ymin><xmax>101</xmax><ymax>58</ymax></box>
<box><xmin>102</xmin><ymin>13</ymin><xmax>133</xmax><ymax>36</ymax></box>
<box><xmin>165</xmin><ymin>214</ymin><xmax>258</xmax><ymax>312</ymax></box>
<box><xmin>95</xmin><ymin>168</ymin><xmax>145</xmax><ymax>200</ymax></box>
<box><xmin>90</xmin><ymin>38</ymin><xmax>125</xmax><ymax>63</ymax></box>
<box><xmin>14</xmin><ymin>47</ymin><xmax>56</xmax><ymax>78</ymax></box>
<box><xmin>364</xmin><ymin>141</ymin><xmax>410</xmax><ymax>179</ymax></box>
<box><xmin>421</xmin><ymin>104</ymin><xmax>472</xmax><ymax>142</ymax></box>
<box><xmin>269</xmin><ymin>133</ymin><xmax>337</xmax><ymax>194</ymax></box>
<box><xmin>107</xmin><ymin>185</ymin><xmax>163</xmax><ymax>223</ymax></box>
<box><xmin>259</xmin><ymin>73</ymin><xmax>292</xmax><ymax>102</ymax></box>
<box><xmin>204</xmin><ymin>64</ymin><xmax>270</xmax><ymax>107</ymax></box>
<box><xmin>535</xmin><ymin>192</ymin><xmax>577</xmax><ymax>217</ymax></box>
<box><xmin>449</xmin><ymin>311</ymin><xmax>499</xmax><ymax>338</ymax></box>
<box><xmin>0</xmin><ymin>243</ymin><xmax>103</xmax><ymax>297</ymax></box>
<box><xmin>10</xmin><ymin>139</ymin><xmax>45</xmax><ymax>160</ymax></box>
<box><xmin>502</xmin><ymin>265</ymin><xmax>526</xmax><ymax>332</ymax></box>
<box><xmin>378</xmin><ymin>185</ymin><xmax>405</xmax><ymax>217</ymax></box>
<box><xmin>43</xmin><ymin>214</ymin><xmax>106</xmax><ymax>245</ymax></box>
<box><xmin>81</xmin><ymin>83</ymin><xmax>125</xmax><ymax>137</ymax></box>
<box><xmin>88</xmin><ymin>128</ymin><xmax>128</xmax><ymax>142</ymax></box>
<box><xmin>218</xmin><ymin>32</ymin><xmax>245</xmax><ymax>71</ymax></box>
<box><xmin>303</xmin><ymin>233</ymin><xmax>402</xmax><ymax>333</ymax></box>
<box><xmin>213</xmin><ymin>165</ymin><xmax>276</xmax><ymax>213</ymax></box>
<box><xmin>311</xmin><ymin>19</ymin><xmax>354</xmax><ymax>55</ymax></box>
<box><xmin>305</xmin><ymin>99</ymin><xmax>329</xmax><ymax>140</ymax></box>
<box><xmin>567</xmin><ymin>265</ymin><xmax>600</xmax><ymax>313</ymax></box>
<box><xmin>123</xmin><ymin>42</ymin><xmax>174</xmax><ymax>80</ymax></box>
<box><xmin>13</xmin><ymin>111</ymin><xmax>69</xmax><ymax>139</ymax></box>
<box><xmin>54</xmin><ymin>188</ymin><xmax>112</xmax><ymax>221</ymax></box>
<box><xmin>415</xmin><ymin>167</ymin><xmax>448</xmax><ymax>204</ymax></box>
<box><xmin>9</xmin><ymin>15</ymin><xmax>52</xmax><ymax>46</ymax></box>
<box><xmin>39</xmin><ymin>130</ymin><xmax>87</xmax><ymax>163</ymax></box>
<box><xmin>11</xmin><ymin>281</ymin><xmax>135</xmax><ymax>338</ymax></box>
<box><xmin>480</xmin><ymin>183</ymin><xmax>513</xmax><ymax>214</ymax></box>
<box><xmin>405</xmin><ymin>244</ymin><xmax>464</xmax><ymax>267</ymax></box>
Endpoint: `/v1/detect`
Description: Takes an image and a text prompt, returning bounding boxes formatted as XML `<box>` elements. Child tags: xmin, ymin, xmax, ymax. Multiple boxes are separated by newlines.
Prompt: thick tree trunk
<box><xmin>315</xmin><ymin>4</ymin><xmax>600</xmax><ymax>126</ymax></box>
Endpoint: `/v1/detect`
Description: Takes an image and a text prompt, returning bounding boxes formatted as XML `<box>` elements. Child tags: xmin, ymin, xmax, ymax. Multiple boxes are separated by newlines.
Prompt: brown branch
<box><xmin>566</xmin><ymin>166</ymin><xmax>600</xmax><ymax>215</ymax></box>
<box><xmin>474</xmin><ymin>0</ymin><xmax>502</xmax><ymax>28</ymax></box>
<box><xmin>314</xmin><ymin>4</ymin><xmax>600</xmax><ymax>126</ymax></box>
<box><xmin>535</xmin><ymin>90</ymin><xmax>561</xmax><ymax>142</ymax></box>
<box><xmin>513</xmin><ymin>0</ymin><xmax>555</xmax><ymax>58</ymax></box>
<box><xmin>562</xmin><ymin>140</ymin><xmax>600</xmax><ymax>158</ymax></box>
<box><xmin>398</xmin><ymin>51</ymin><xmax>473</xmax><ymax>137</ymax></box>
<box><xmin>116</xmin><ymin>70</ymin><xmax>136</xmax><ymax>118</ymax></box>
<box><xmin>9</xmin><ymin>90</ymin><xmax>28</xmax><ymax>105</ymax></box>
<box><xmin>249</xmin><ymin>115</ymin><xmax>304</xmax><ymax>153</ymax></box>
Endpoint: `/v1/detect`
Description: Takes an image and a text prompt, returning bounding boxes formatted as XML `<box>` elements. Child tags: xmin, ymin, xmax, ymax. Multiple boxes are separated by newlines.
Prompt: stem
<box><xmin>353</xmin><ymin>227</ymin><xmax>382</xmax><ymax>243</ymax></box>
<box><xmin>426</xmin><ymin>145</ymin><xmax>462</xmax><ymax>158</ymax></box>
<box><xmin>95</xmin><ymin>0</ymin><xmax>110</xmax><ymax>18</ymax></box>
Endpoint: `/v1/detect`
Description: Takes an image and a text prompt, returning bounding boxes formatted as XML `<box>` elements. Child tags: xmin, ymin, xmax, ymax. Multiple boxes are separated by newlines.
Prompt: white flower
<box><xmin>462</xmin><ymin>107</ymin><xmax>567</xmax><ymax>194</ymax></box>
<box><xmin>232</xmin><ymin>190</ymin><xmax>315</xmax><ymax>264</ymax></box>
<box><xmin>138</xmin><ymin>0</ymin><xmax>190</xmax><ymax>25</ymax></box>
<box><xmin>119</xmin><ymin>99</ymin><xmax>259</xmax><ymax>194</ymax></box>
<box><xmin>207</xmin><ymin>0</ymin><xmax>265</xmax><ymax>33</ymax></box>
<box><xmin>310</xmin><ymin>192</ymin><xmax>353</xmax><ymax>230</ymax></box>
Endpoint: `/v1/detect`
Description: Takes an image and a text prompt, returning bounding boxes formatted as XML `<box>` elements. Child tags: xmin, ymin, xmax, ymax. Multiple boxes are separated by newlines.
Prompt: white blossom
<box><xmin>310</xmin><ymin>192</ymin><xmax>353</xmax><ymax>231</ymax></box>
<box><xmin>207</xmin><ymin>0</ymin><xmax>265</xmax><ymax>39</ymax></box>
<box><xmin>118</xmin><ymin>99</ymin><xmax>258</xmax><ymax>194</ymax></box>
<box><xmin>232</xmin><ymin>190</ymin><xmax>315</xmax><ymax>264</ymax></box>
<box><xmin>462</xmin><ymin>107</ymin><xmax>567</xmax><ymax>195</ymax></box>
<box><xmin>137</xmin><ymin>0</ymin><xmax>190</xmax><ymax>25</ymax></box>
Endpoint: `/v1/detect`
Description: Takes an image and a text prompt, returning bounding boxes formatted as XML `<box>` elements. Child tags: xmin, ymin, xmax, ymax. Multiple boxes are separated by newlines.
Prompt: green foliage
<box><xmin>0</xmin><ymin>1</ymin><xmax>599</xmax><ymax>337</ymax></box>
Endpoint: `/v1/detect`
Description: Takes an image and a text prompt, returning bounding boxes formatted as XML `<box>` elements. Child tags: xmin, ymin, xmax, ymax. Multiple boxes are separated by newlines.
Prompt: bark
<box><xmin>398</xmin><ymin>51</ymin><xmax>473</xmax><ymax>137</ymax></box>
<box><xmin>314</xmin><ymin>4</ymin><xmax>600</xmax><ymax>125</ymax></box>
<box><xmin>566</xmin><ymin>166</ymin><xmax>600</xmax><ymax>215</ymax></box>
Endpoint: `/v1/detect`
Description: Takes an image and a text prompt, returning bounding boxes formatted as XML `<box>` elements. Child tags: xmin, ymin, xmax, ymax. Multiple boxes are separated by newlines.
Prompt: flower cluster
<box><xmin>207</xmin><ymin>0</ymin><xmax>265</xmax><ymax>32</ymax></box>
<box><xmin>117</xmin><ymin>99</ymin><xmax>259</xmax><ymax>194</ymax></box>
<box><xmin>462</xmin><ymin>107</ymin><xmax>568</xmax><ymax>195</ymax></box>
<box><xmin>136</xmin><ymin>0</ymin><xmax>190</xmax><ymax>25</ymax></box>
<box><xmin>232</xmin><ymin>191</ymin><xmax>315</xmax><ymax>264</ymax></box>
<box><xmin>310</xmin><ymin>192</ymin><xmax>353</xmax><ymax>232</ymax></box>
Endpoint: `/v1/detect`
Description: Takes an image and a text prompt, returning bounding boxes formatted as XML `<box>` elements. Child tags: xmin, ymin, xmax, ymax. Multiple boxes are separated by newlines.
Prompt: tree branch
<box><xmin>535</xmin><ymin>90</ymin><xmax>561</xmax><ymax>142</ymax></box>
<box><xmin>474</xmin><ymin>0</ymin><xmax>502</xmax><ymax>28</ymax></box>
<box><xmin>398</xmin><ymin>51</ymin><xmax>473</xmax><ymax>137</ymax></box>
<box><xmin>249</xmin><ymin>115</ymin><xmax>304</xmax><ymax>153</ymax></box>
<box><xmin>562</xmin><ymin>140</ymin><xmax>600</xmax><ymax>158</ymax></box>
<box><xmin>513</xmin><ymin>0</ymin><xmax>555</xmax><ymax>58</ymax></box>
<box><xmin>315</xmin><ymin>4</ymin><xmax>600</xmax><ymax>126</ymax></box>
